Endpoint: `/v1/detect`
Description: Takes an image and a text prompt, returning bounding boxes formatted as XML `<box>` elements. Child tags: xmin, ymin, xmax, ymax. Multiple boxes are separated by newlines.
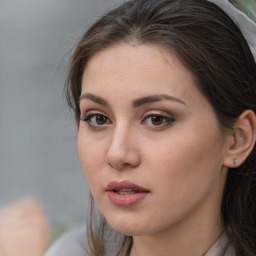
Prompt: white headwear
<box><xmin>208</xmin><ymin>0</ymin><xmax>256</xmax><ymax>61</ymax></box>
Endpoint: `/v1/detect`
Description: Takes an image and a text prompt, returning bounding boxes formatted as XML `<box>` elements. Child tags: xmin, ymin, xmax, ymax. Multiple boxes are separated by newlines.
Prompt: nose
<box><xmin>105</xmin><ymin>125</ymin><xmax>140</xmax><ymax>170</ymax></box>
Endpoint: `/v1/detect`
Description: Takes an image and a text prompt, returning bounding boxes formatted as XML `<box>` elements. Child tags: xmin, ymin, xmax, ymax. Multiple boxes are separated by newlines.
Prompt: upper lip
<box><xmin>106</xmin><ymin>180</ymin><xmax>149</xmax><ymax>192</ymax></box>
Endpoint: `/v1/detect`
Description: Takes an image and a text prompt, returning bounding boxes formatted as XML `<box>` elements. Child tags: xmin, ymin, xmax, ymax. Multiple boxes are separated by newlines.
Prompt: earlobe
<box><xmin>223</xmin><ymin>110</ymin><xmax>256</xmax><ymax>168</ymax></box>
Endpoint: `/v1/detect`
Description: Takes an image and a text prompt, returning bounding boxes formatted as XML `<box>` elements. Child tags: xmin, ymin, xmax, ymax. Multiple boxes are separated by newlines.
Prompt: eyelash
<box><xmin>80</xmin><ymin>112</ymin><xmax>175</xmax><ymax>129</ymax></box>
<box><xmin>80</xmin><ymin>113</ymin><xmax>111</xmax><ymax>129</ymax></box>
<box><xmin>142</xmin><ymin>114</ymin><xmax>175</xmax><ymax>127</ymax></box>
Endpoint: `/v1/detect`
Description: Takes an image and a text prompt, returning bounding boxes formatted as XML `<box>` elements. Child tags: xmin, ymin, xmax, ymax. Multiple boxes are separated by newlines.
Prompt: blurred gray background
<box><xmin>0</xmin><ymin>0</ymin><xmax>123</xmax><ymax>238</ymax></box>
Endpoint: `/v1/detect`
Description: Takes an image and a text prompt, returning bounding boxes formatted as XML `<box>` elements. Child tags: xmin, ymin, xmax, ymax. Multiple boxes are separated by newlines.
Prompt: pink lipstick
<box><xmin>106</xmin><ymin>180</ymin><xmax>149</xmax><ymax>207</ymax></box>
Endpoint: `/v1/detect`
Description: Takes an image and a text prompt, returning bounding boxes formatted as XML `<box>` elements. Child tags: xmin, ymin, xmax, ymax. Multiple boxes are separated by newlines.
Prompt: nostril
<box><xmin>107</xmin><ymin>158</ymin><xmax>129</xmax><ymax>170</ymax></box>
<box><xmin>107</xmin><ymin>157</ymin><xmax>140</xmax><ymax>170</ymax></box>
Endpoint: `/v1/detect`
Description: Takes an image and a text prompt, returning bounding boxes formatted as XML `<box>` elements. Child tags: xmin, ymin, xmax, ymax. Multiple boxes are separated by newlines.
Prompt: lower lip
<box><xmin>107</xmin><ymin>191</ymin><xmax>149</xmax><ymax>207</ymax></box>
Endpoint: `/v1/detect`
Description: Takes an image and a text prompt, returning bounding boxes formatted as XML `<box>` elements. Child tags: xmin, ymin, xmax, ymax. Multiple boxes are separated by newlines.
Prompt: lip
<box><xmin>106</xmin><ymin>180</ymin><xmax>150</xmax><ymax>207</ymax></box>
<box><xmin>106</xmin><ymin>180</ymin><xmax>149</xmax><ymax>192</ymax></box>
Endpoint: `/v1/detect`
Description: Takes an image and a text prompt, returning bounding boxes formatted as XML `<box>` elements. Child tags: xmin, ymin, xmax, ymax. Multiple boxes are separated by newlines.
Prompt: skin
<box><xmin>0</xmin><ymin>199</ymin><xmax>49</xmax><ymax>256</ymax></box>
<box><xmin>78</xmin><ymin>43</ymin><xmax>231</xmax><ymax>256</ymax></box>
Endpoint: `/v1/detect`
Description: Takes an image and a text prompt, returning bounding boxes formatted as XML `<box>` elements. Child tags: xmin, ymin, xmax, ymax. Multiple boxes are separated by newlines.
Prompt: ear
<box><xmin>223</xmin><ymin>110</ymin><xmax>256</xmax><ymax>168</ymax></box>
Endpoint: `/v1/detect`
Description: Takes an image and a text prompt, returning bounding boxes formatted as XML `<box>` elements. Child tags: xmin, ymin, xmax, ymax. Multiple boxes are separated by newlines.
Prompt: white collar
<box><xmin>204</xmin><ymin>232</ymin><xmax>236</xmax><ymax>256</ymax></box>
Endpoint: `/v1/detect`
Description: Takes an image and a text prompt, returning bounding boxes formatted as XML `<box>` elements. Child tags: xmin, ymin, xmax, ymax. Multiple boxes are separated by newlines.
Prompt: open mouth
<box><xmin>114</xmin><ymin>189</ymin><xmax>141</xmax><ymax>195</ymax></box>
<box><xmin>107</xmin><ymin>180</ymin><xmax>149</xmax><ymax>194</ymax></box>
<box><xmin>106</xmin><ymin>180</ymin><xmax>150</xmax><ymax>206</ymax></box>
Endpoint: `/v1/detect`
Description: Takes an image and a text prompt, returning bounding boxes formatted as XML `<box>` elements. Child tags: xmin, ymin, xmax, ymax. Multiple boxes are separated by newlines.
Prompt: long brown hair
<box><xmin>65</xmin><ymin>0</ymin><xmax>256</xmax><ymax>255</ymax></box>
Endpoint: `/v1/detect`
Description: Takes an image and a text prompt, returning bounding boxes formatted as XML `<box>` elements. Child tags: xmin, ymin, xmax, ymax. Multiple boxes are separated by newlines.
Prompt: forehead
<box><xmin>81</xmin><ymin>43</ymin><xmax>205</xmax><ymax>108</ymax></box>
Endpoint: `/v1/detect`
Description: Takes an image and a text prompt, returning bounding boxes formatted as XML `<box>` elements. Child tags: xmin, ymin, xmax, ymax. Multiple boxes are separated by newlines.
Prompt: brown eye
<box><xmin>95</xmin><ymin>115</ymin><xmax>108</xmax><ymax>125</ymax></box>
<box><xmin>151</xmin><ymin>115</ymin><xmax>164</xmax><ymax>126</ymax></box>
<box><xmin>80</xmin><ymin>113</ymin><xmax>110</xmax><ymax>126</ymax></box>
<box><xmin>142</xmin><ymin>114</ymin><xmax>175</xmax><ymax>128</ymax></box>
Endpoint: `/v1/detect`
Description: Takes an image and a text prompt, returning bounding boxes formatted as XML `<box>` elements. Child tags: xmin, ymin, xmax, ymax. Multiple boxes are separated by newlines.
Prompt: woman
<box><xmin>46</xmin><ymin>0</ymin><xmax>256</xmax><ymax>255</ymax></box>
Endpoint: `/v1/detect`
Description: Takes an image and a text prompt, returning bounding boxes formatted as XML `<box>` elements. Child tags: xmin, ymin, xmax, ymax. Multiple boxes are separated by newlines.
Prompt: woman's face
<box><xmin>78</xmin><ymin>44</ymin><xmax>229</xmax><ymax>236</ymax></box>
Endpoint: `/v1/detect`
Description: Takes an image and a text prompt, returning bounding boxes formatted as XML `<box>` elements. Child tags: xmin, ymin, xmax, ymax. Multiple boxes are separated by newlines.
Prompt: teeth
<box><xmin>114</xmin><ymin>189</ymin><xmax>138</xmax><ymax>195</ymax></box>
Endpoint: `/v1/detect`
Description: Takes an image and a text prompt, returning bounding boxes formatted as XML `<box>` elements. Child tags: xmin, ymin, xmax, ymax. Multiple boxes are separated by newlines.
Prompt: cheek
<box><xmin>78</xmin><ymin>137</ymin><xmax>107</xmax><ymax>205</ymax></box>
<box><xmin>77</xmin><ymin>132</ymin><xmax>105</xmax><ymax>185</ymax></box>
<box><xmin>145</xmin><ymin>129</ymin><xmax>222</xmax><ymax>203</ymax></box>
<box><xmin>146</xmin><ymin>130</ymin><xmax>211</xmax><ymax>173</ymax></box>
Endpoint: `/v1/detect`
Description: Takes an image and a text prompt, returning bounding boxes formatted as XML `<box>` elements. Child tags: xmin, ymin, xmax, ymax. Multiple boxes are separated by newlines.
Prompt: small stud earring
<box><xmin>233</xmin><ymin>159</ymin><xmax>237</xmax><ymax>165</ymax></box>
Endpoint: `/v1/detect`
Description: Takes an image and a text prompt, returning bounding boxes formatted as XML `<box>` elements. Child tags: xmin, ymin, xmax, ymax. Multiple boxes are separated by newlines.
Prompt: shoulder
<box><xmin>45</xmin><ymin>226</ymin><xmax>88</xmax><ymax>256</ymax></box>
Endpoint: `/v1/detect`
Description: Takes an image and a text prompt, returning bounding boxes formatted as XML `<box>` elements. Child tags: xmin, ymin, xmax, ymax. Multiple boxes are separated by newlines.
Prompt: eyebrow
<box><xmin>79</xmin><ymin>93</ymin><xmax>109</xmax><ymax>107</ymax></box>
<box><xmin>132</xmin><ymin>94</ymin><xmax>186</xmax><ymax>107</ymax></box>
<box><xmin>79</xmin><ymin>93</ymin><xmax>186</xmax><ymax>107</ymax></box>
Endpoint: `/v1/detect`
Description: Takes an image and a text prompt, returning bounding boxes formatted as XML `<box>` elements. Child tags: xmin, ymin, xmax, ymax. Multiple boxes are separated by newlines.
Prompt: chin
<box><xmin>106</xmin><ymin>216</ymin><xmax>153</xmax><ymax>237</ymax></box>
